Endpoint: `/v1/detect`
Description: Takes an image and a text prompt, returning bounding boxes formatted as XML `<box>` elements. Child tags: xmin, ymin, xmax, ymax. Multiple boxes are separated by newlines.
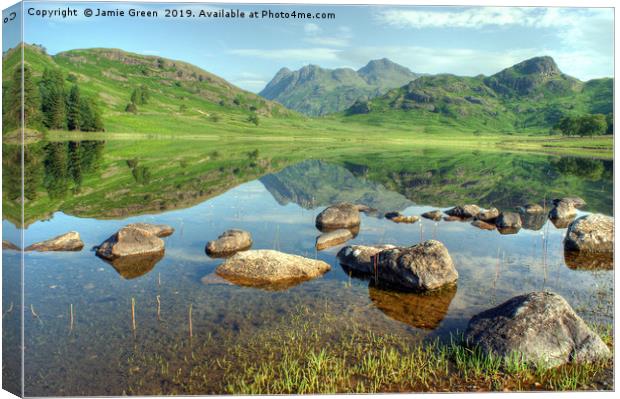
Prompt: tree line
<box><xmin>2</xmin><ymin>65</ymin><xmax>104</xmax><ymax>133</ymax></box>
<box><xmin>553</xmin><ymin>113</ymin><xmax>612</xmax><ymax>137</ymax></box>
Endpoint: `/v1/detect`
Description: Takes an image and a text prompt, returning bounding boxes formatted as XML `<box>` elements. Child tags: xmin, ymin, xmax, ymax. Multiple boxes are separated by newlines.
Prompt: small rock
<box><xmin>465</xmin><ymin>291</ymin><xmax>611</xmax><ymax>368</ymax></box>
<box><xmin>476</xmin><ymin>208</ymin><xmax>499</xmax><ymax>223</ymax></box>
<box><xmin>96</xmin><ymin>226</ymin><xmax>164</xmax><ymax>260</ymax></box>
<box><xmin>495</xmin><ymin>212</ymin><xmax>522</xmax><ymax>230</ymax></box>
<box><xmin>472</xmin><ymin>220</ymin><xmax>496</xmax><ymax>230</ymax></box>
<box><xmin>206</xmin><ymin>229</ymin><xmax>252</xmax><ymax>257</ymax></box>
<box><xmin>549</xmin><ymin>201</ymin><xmax>577</xmax><ymax>220</ymax></box>
<box><xmin>25</xmin><ymin>231</ymin><xmax>84</xmax><ymax>252</ymax></box>
<box><xmin>553</xmin><ymin>197</ymin><xmax>586</xmax><ymax>209</ymax></box>
<box><xmin>519</xmin><ymin>211</ymin><xmax>547</xmax><ymax>231</ymax></box>
<box><xmin>316</xmin><ymin>229</ymin><xmax>353</xmax><ymax>250</ymax></box>
<box><xmin>421</xmin><ymin>210</ymin><xmax>442</xmax><ymax>221</ymax></box>
<box><xmin>386</xmin><ymin>212</ymin><xmax>419</xmax><ymax>224</ymax></box>
<box><xmin>519</xmin><ymin>203</ymin><xmax>544</xmax><ymax>214</ymax></box>
<box><xmin>216</xmin><ymin>250</ymin><xmax>331</xmax><ymax>289</ymax></box>
<box><xmin>125</xmin><ymin>223</ymin><xmax>174</xmax><ymax>237</ymax></box>
<box><xmin>337</xmin><ymin>244</ymin><xmax>396</xmax><ymax>274</ymax></box>
<box><xmin>375</xmin><ymin>240</ymin><xmax>458</xmax><ymax>291</ymax></box>
<box><xmin>2</xmin><ymin>240</ymin><xmax>20</xmax><ymax>251</ymax></box>
<box><xmin>443</xmin><ymin>216</ymin><xmax>468</xmax><ymax>222</ymax></box>
<box><xmin>564</xmin><ymin>214</ymin><xmax>613</xmax><ymax>254</ymax></box>
<box><xmin>316</xmin><ymin>203</ymin><xmax>361</xmax><ymax>230</ymax></box>
<box><xmin>445</xmin><ymin>205</ymin><xmax>480</xmax><ymax>219</ymax></box>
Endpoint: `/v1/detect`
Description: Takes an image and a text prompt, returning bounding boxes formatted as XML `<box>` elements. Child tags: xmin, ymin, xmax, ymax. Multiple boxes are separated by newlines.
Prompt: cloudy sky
<box><xmin>12</xmin><ymin>2</ymin><xmax>615</xmax><ymax>92</ymax></box>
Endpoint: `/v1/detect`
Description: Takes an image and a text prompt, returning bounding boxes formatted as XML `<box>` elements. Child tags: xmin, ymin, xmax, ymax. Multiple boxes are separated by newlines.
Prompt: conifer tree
<box><xmin>66</xmin><ymin>84</ymin><xmax>81</xmax><ymax>130</ymax></box>
<box><xmin>39</xmin><ymin>68</ymin><xmax>66</xmax><ymax>129</ymax></box>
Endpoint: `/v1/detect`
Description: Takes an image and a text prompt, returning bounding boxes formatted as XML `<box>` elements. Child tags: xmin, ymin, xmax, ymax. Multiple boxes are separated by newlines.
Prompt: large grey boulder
<box><xmin>25</xmin><ymin>231</ymin><xmax>84</xmax><ymax>252</ymax></box>
<box><xmin>337</xmin><ymin>244</ymin><xmax>396</xmax><ymax>274</ymax></box>
<box><xmin>216</xmin><ymin>250</ymin><xmax>331</xmax><ymax>289</ymax></box>
<box><xmin>375</xmin><ymin>240</ymin><xmax>458</xmax><ymax>291</ymax></box>
<box><xmin>445</xmin><ymin>205</ymin><xmax>480</xmax><ymax>219</ymax></box>
<box><xmin>96</xmin><ymin>226</ymin><xmax>164</xmax><ymax>260</ymax></box>
<box><xmin>125</xmin><ymin>223</ymin><xmax>174</xmax><ymax>237</ymax></box>
<box><xmin>315</xmin><ymin>203</ymin><xmax>361</xmax><ymax>230</ymax></box>
<box><xmin>206</xmin><ymin>229</ymin><xmax>252</xmax><ymax>256</ymax></box>
<box><xmin>316</xmin><ymin>229</ymin><xmax>353</xmax><ymax>250</ymax></box>
<box><xmin>465</xmin><ymin>291</ymin><xmax>610</xmax><ymax>368</ymax></box>
<box><xmin>564</xmin><ymin>214</ymin><xmax>613</xmax><ymax>254</ymax></box>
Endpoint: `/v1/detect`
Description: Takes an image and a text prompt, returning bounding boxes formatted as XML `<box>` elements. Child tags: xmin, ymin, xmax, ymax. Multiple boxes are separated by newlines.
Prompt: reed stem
<box><xmin>131</xmin><ymin>297</ymin><xmax>136</xmax><ymax>332</ymax></box>
<box><xmin>156</xmin><ymin>295</ymin><xmax>161</xmax><ymax>321</ymax></box>
<box><xmin>188</xmin><ymin>304</ymin><xmax>193</xmax><ymax>339</ymax></box>
<box><xmin>69</xmin><ymin>303</ymin><xmax>74</xmax><ymax>332</ymax></box>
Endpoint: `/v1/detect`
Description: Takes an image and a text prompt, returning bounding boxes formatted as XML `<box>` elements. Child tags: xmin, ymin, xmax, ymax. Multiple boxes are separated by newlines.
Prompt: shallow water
<box><xmin>2</xmin><ymin>140</ymin><xmax>614</xmax><ymax>395</ymax></box>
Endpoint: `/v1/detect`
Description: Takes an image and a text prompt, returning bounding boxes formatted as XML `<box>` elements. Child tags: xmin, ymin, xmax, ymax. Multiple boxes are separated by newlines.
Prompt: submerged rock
<box><xmin>125</xmin><ymin>223</ymin><xmax>174</xmax><ymax>237</ymax></box>
<box><xmin>471</xmin><ymin>220</ymin><xmax>496</xmax><ymax>230</ymax></box>
<box><xmin>445</xmin><ymin>205</ymin><xmax>480</xmax><ymax>219</ymax></box>
<box><xmin>200</xmin><ymin>273</ymin><xmax>235</xmax><ymax>286</ymax></box>
<box><xmin>564</xmin><ymin>214</ymin><xmax>613</xmax><ymax>254</ymax></box>
<box><xmin>216</xmin><ymin>250</ymin><xmax>331</xmax><ymax>289</ymax></box>
<box><xmin>385</xmin><ymin>212</ymin><xmax>419</xmax><ymax>224</ymax></box>
<box><xmin>553</xmin><ymin>197</ymin><xmax>586</xmax><ymax>209</ymax></box>
<box><xmin>105</xmin><ymin>251</ymin><xmax>164</xmax><ymax>279</ymax></box>
<box><xmin>550</xmin><ymin>215</ymin><xmax>576</xmax><ymax>229</ymax></box>
<box><xmin>421</xmin><ymin>210</ymin><xmax>443</xmax><ymax>221</ymax></box>
<box><xmin>476</xmin><ymin>207</ymin><xmax>500</xmax><ymax>223</ymax></box>
<box><xmin>316</xmin><ymin>229</ymin><xmax>354</xmax><ymax>250</ymax></box>
<box><xmin>495</xmin><ymin>212</ymin><xmax>522</xmax><ymax>231</ymax></box>
<box><xmin>2</xmin><ymin>240</ymin><xmax>20</xmax><ymax>251</ymax></box>
<box><xmin>465</xmin><ymin>291</ymin><xmax>610</xmax><ymax>368</ymax></box>
<box><xmin>96</xmin><ymin>226</ymin><xmax>164</xmax><ymax>260</ymax></box>
<box><xmin>375</xmin><ymin>240</ymin><xmax>458</xmax><ymax>291</ymax></box>
<box><xmin>564</xmin><ymin>251</ymin><xmax>613</xmax><ymax>271</ymax></box>
<box><xmin>549</xmin><ymin>201</ymin><xmax>577</xmax><ymax>220</ymax></box>
<box><xmin>519</xmin><ymin>211</ymin><xmax>547</xmax><ymax>231</ymax></box>
<box><xmin>337</xmin><ymin>244</ymin><xmax>396</xmax><ymax>274</ymax></box>
<box><xmin>25</xmin><ymin>231</ymin><xmax>84</xmax><ymax>252</ymax></box>
<box><xmin>206</xmin><ymin>229</ymin><xmax>252</xmax><ymax>257</ymax></box>
<box><xmin>369</xmin><ymin>283</ymin><xmax>457</xmax><ymax>330</ymax></box>
<box><xmin>315</xmin><ymin>203</ymin><xmax>361</xmax><ymax>230</ymax></box>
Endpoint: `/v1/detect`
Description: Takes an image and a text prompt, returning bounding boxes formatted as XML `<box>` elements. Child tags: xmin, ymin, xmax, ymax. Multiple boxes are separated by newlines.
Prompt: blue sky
<box><xmin>7</xmin><ymin>2</ymin><xmax>615</xmax><ymax>92</ymax></box>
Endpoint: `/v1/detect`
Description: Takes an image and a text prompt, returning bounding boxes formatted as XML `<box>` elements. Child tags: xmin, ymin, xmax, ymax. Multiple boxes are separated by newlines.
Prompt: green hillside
<box><xmin>259</xmin><ymin>58</ymin><xmax>418</xmax><ymax>116</ymax></box>
<box><xmin>342</xmin><ymin>56</ymin><xmax>613</xmax><ymax>134</ymax></box>
<box><xmin>2</xmin><ymin>44</ymin><xmax>300</xmax><ymax>136</ymax></box>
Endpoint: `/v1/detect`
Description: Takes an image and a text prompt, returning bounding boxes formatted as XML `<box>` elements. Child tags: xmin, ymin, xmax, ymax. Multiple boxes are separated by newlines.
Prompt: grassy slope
<box><xmin>341</xmin><ymin>59</ymin><xmax>613</xmax><ymax>136</ymax></box>
<box><xmin>0</xmin><ymin>44</ymin><xmax>610</xmax><ymax>155</ymax></box>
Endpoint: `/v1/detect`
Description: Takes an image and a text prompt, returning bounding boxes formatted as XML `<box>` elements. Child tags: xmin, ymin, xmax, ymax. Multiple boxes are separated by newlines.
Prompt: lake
<box><xmin>2</xmin><ymin>139</ymin><xmax>614</xmax><ymax>395</ymax></box>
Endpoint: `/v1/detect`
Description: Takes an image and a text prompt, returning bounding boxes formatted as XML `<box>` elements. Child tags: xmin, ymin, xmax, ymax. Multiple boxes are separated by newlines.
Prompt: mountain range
<box><xmin>340</xmin><ymin>56</ymin><xmax>612</xmax><ymax>132</ymax></box>
<box><xmin>2</xmin><ymin>44</ymin><xmax>613</xmax><ymax>136</ymax></box>
<box><xmin>259</xmin><ymin>58</ymin><xmax>418</xmax><ymax>116</ymax></box>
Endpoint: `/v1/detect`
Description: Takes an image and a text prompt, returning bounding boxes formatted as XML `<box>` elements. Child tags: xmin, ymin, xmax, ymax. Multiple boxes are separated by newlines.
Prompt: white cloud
<box><xmin>304</xmin><ymin>23</ymin><xmax>321</xmax><ymax>34</ymax></box>
<box><xmin>302</xmin><ymin>23</ymin><xmax>353</xmax><ymax>48</ymax></box>
<box><xmin>228</xmin><ymin>48</ymin><xmax>341</xmax><ymax>62</ymax></box>
<box><xmin>375</xmin><ymin>7</ymin><xmax>610</xmax><ymax>30</ymax></box>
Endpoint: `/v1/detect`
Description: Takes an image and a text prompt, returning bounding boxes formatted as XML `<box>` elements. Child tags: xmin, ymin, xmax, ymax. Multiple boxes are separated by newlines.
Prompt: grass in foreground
<box><xmin>125</xmin><ymin>306</ymin><xmax>613</xmax><ymax>394</ymax></box>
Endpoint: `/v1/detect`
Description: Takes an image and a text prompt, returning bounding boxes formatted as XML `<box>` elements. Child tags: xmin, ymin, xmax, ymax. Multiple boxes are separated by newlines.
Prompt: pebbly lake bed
<box><xmin>2</xmin><ymin>139</ymin><xmax>614</xmax><ymax>395</ymax></box>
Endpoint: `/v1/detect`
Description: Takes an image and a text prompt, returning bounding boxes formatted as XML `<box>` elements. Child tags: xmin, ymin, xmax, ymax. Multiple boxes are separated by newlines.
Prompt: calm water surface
<box><xmin>2</xmin><ymin>140</ymin><xmax>613</xmax><ymax>395</ymax></box>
